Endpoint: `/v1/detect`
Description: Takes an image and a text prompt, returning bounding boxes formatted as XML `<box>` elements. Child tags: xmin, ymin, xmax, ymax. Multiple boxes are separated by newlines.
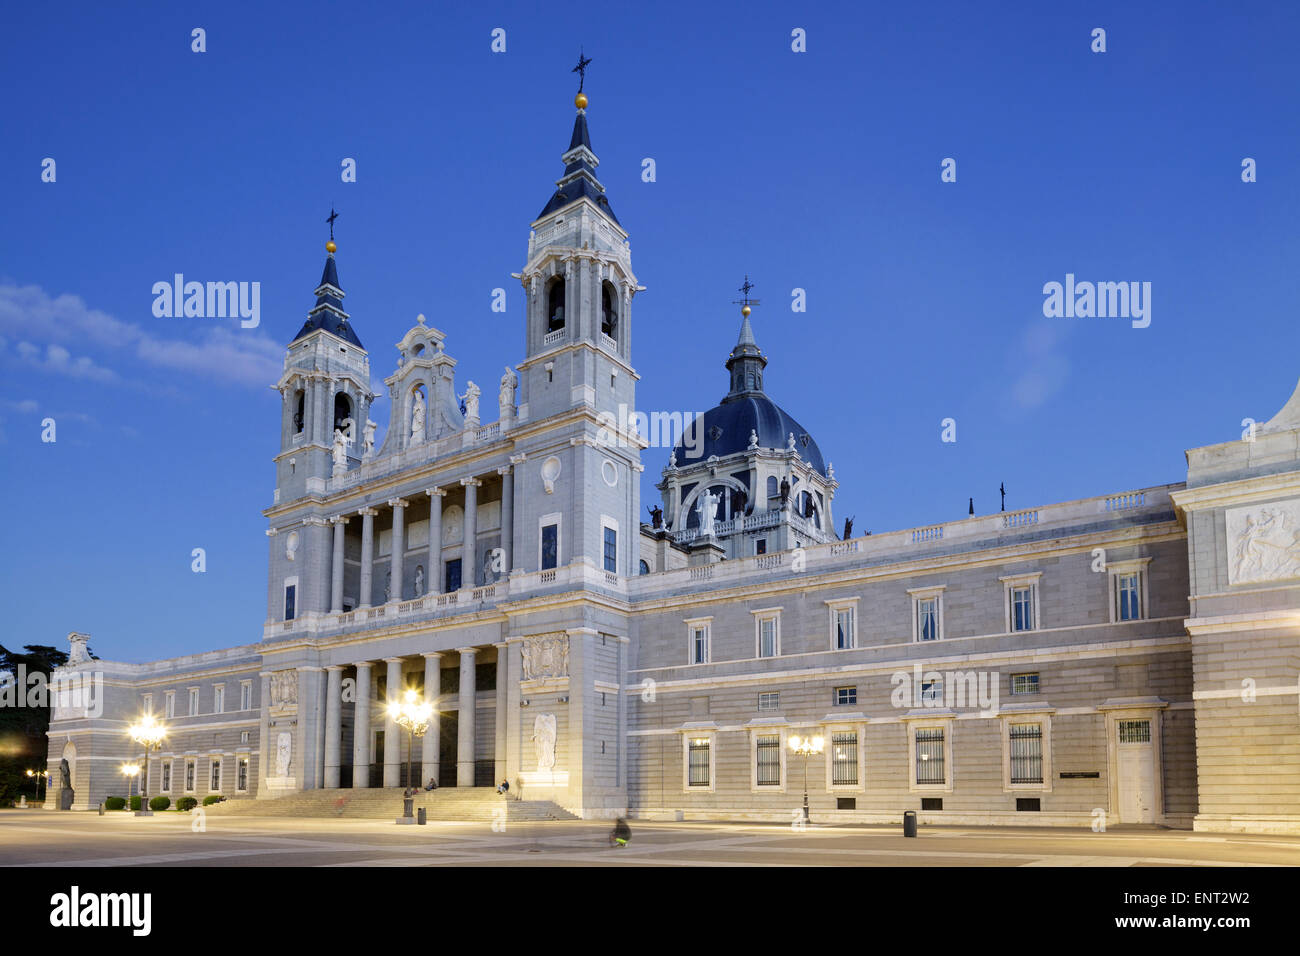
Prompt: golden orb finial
<box><xmin>575</xmin><ymin>92</ymin><xmax>588</xmax><ymax>110</ymax></box>
<box><xmin>326</xmin><ymin>240</ymin><xmax>337</xmax><ymax>254</ymax></box>
<box><xmin>741</xmin><ymin>305</ymin><xmax>751</xmax><ymax>317</ymax></box>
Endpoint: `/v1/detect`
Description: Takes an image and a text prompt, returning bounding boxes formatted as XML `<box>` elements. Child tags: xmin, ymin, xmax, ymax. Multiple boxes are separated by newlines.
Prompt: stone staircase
<box><xmin>202</xmin><ymin>787</ymin><xmax>579</xmax><ymax>822</ymax></box>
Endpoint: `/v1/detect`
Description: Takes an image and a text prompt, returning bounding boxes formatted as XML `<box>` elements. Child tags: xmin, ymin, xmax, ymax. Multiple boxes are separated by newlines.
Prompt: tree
<box><xmin>0</xmin><ymin>644</ymin><xmax>69</xmax><ymax>803</ymax></box>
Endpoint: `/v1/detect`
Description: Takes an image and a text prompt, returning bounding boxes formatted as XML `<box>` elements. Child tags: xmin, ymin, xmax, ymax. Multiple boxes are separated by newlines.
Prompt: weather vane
<box><xmin>327</xmin><ymin>206</ymin><xmax>339</xmax><ymax>241</ymax></box>
<box><xmin>573</xmin><ymin>48</ymin><xmax>592</xmax><ymax>93</ymax></box>
<box><xmin>733</xmin><ymin>275</ymin><xmax>761</xmax><ymax>315</ymax></box>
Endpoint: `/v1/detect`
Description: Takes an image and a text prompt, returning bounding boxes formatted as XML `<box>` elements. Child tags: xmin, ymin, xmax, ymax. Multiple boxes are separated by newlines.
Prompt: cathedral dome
<box><xmin>670</xmin><ymin>307</ymin><xmax>827</xmax><ymax>476</ymax></box>
<box><xmin>673</xmin><ymin>392</ymin><xmax>828</xmax><ymax>476</ymax></box>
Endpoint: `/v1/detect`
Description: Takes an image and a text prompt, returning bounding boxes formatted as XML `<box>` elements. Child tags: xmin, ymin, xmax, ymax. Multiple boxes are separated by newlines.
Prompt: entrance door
<box><xmin>438</xmin><ymin>713</ymin><xmax>458</xmax><ymax>787</ymax></box>
<box><xmin>1116</xmin><ymin>719</ymin><xmax>1156</xmax><ymax>823</ymax></box>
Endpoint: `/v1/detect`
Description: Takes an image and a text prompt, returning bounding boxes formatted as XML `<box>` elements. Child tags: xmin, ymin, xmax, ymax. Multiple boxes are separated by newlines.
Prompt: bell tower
<box><xmin>273</xmin><ymin>218</ymin><xmax>373</xmax><ymax>506</ymax></box>
<box><xmin>513</xmin><ymin>73</ymin><xmax>641</xmax><ymax>426</ymax></box>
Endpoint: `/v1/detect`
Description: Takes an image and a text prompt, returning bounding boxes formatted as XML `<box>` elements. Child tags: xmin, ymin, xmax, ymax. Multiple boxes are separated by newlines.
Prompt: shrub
<box><xmin>176</xmin><ymin>796</ymin><xmax>198</xmax><ymax>811</ymax></box>
<box><xmin>104</xmin><ymin>797</ymin><xmax>126</xmax><ymax>811</ymax></box>
<box><xmin>149</xmin><ymin>796</ymin><xmax>170</xmax><ymax>811</ymax></box>
<box><xmin>129</xmin><ymin>795</ymin><xmax>142</xmax><ymax>811</ymax></box>
<box><xmin>202</xmin><ymin>795</ymin><xmax>222</xmax><ymax>806</ymax></box>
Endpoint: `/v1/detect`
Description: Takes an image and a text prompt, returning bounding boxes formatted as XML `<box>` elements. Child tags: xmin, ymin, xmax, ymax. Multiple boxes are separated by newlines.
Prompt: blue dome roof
<box><xmin>669</xmin><ymin>309</ymin><xmax>827</xmax><ymax>476</ymax></box>
<box><xmin>672</xmin><ymin>393</ymin><xmax>827</xmax><ymax>476</ymax></box>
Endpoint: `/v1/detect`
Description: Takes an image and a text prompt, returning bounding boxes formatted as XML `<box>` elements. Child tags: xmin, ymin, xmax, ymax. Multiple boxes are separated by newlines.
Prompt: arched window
<box><xmin>547</xmin><ymin>279</ymin><xmax>566</xmax><ymax>332</ymax></box>
<box><xmin>766</xmin><ymin>476</ymin><xmax>779</xmax><ymax>499</ymax></box>
<box><xmin>292</xmin><ymin>390</ymin><xmax>305</xmax><ymax>434</ymax></box>
<box><xmin>639</xmin><ymin>559</ymin><xmax>650</xmax><ymax>575</ymax></box>
<box><xmin>333</xmin><ymin>392</ymin><xmax>353</xmax><ymax>435</ymax></box>
<box><xmin>601</xmin><ymin>282</ymin><xmax>618</xmax><ymax>338</ymax></box>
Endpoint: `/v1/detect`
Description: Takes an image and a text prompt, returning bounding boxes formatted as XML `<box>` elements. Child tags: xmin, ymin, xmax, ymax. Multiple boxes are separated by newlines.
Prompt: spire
<box><xmin>724</xmin><ymin>277</ymin><xmax>768</xmax><ymax>400</ymax></box>
<box><xmin>289</xmin><ymin>212</ymin><xmax>364</xmax><ymax>349</ymax></box>
<box><xmin>538</xmin><ymin>53</ymin><xmax>618</xmax><ymax>224</ymax></box>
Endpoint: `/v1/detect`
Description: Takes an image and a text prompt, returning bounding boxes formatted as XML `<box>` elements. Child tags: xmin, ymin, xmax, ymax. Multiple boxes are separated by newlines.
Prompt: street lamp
<box><xmin>25</xmin><ymin>769</ymin><xmax>48</xmax><ymax>803</ymax></box>
<box><xmin>788</xmin><ymin>734</ymin><xmax>825</xmax><ymax>823</ymax></box>
<box><xmin>120</xmin><ymin>763</ymin><xmax>141</xmax><ymax>804</ymax></box>
<box><xmin>127</xmin><ymin>714</ymin><xmax>166</xmax><ymax>816</ymax></box>
<box><xmin>387</xmin><ymin>689</ymin><xmax>433</xmax><ymax>824</ymax></box>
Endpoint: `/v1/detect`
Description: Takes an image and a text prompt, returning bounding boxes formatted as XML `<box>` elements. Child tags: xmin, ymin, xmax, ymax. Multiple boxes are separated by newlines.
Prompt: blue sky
<box><xmin>2</xmin><ymin>0</ymin><xmax>1297</xmax><ymax>662</ymax></box>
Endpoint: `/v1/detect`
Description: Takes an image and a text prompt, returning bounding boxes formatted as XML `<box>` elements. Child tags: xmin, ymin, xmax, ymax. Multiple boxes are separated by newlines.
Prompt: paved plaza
<box><xmin>1</xmin><ymin>811</ymin><xmax>1297</xmax><ymax>867</ymax></box>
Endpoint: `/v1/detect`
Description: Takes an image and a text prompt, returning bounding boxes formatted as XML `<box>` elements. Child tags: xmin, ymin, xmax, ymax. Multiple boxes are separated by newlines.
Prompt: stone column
<box><xmin>317</xmin><ymin>375</ymin><xmax>332</xmax><ymax>445</ymax></box>
<box><xmin>358</xmin><ymin>507</ymin><xmax>377</xmax><ymax>608</ymax></box>
<box><xmin>352</xmin><ymin>661</ymin><xmax>373</xmax><ymax>788</ymax></box>
<box><xmin>457</xmin><ymin>647</ymin><xmax>477</xmax><ymax>786</ymax></box>
<box><xmin>256</xmin><ymin>671</ymin><xmax>271</xmax><ymax>797</ymax></box>
<box><xmin>329</xmin><ymin>516</ymin><xmax>348</xmax><ymax>612</ymax></box>
<box><xmin>422</xmin><ymin>652</ymin><xmax>443</xmax><ymax>786</ymax></box>
<box><xmin>504</xmin><ymin>641</ymin><xmax>521</xmax><ymax>786</ymax></box>
<box><xmin>493</xmin><ymin>641</ymin><xmax>508</xmax><ymax>785</ymax></box>
<box><xmin>497</xmin><ymin>466</ymin><xmax>514</xmax><ymax>577</ymax></box>
<box><xmin>383</xmin><ymin>657</ymin><xmax>403</xmax><ymax>787</ymax></box>
<box><xmin>426</xmin><ymin>487</ymin><xmax>445</xmax><ymax>595</ymax></box>
<box><xmin>461</xmin><ymin>477</ymin><xmax>481</xmax><ymax>588</ymax></box>
<box><xmin>388</xmin><ymin>498</ymin><xmax>407</xmax><ymax>602</ymax></box>
<box><xmin>324</xmin><ymin>665</ymin><xmax>345</xmax><ymax>788</ymax></box>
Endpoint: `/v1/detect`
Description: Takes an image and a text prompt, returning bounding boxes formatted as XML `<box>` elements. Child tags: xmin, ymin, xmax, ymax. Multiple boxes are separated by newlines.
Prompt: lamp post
<box><xmin>25</xmin><ymin>769</ymin><xmax>48</xmax><ymax>803</ymax></box>
<box><xmin>120</xmin><ymin>763</ymin><xmax>140</xmax><ymax>804</ymax></box>
<box><xmin>788</xmin><ymin>734</ymin><xmax>825</xmax><ymax>824</ymax></box>
<box><xmin>127</xmin><ymin>714</ymin><xmax>166</xmax><ymax>816</ymax></box>
<box><xmin>387</xmin><ymin>689</ymin><xmax>433</xmax><ymax>824</ymax></box>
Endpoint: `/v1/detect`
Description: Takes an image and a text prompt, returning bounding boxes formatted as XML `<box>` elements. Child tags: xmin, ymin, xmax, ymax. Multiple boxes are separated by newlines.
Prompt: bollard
<box><xmin>98</xmin><ymin>803</ymin><xmax>104</xmax><ymax>816</ymax></box>
<box><xmin>903</xmin><ymin>810</ymin><xmax>917</xmax><ymax>837</ymax></box>
<box><xmin>417</xmin><ymin>807</ymin><xmax>427</xmax><ymax>825</ymax></box>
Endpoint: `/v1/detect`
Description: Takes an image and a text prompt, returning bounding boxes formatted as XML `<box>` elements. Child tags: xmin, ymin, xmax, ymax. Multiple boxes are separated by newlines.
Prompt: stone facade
<box><xmin>45</xmin><ymin>95</ymin><xmax>1300</xmax><ymax>832</ymax></box>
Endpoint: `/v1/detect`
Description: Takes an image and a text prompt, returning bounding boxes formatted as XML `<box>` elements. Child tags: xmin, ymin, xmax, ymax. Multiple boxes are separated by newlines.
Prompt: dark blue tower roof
<box><xmin>290</xmin><ymin>249</ymin><xmax>363</xmax><ymax>349</ymax></box>
<box><xmin>538</xmin><ymin>108</ymin><xmax>619</xmax><ymax>225</ymax></box>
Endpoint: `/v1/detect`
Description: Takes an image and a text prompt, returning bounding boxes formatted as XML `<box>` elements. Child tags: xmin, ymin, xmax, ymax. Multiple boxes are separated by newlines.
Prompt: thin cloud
<box><xmin>0</xmin><ymin>282</ymin><xmax>282</xmax><ymax>388</ymax></box>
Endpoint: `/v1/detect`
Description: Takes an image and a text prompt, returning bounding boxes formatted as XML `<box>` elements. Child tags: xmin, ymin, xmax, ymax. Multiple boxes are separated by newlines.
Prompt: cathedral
<box><xmin>44</xmin><ymin>83</ymin><xmax>1300</xmax><ymax>834</ymax></box>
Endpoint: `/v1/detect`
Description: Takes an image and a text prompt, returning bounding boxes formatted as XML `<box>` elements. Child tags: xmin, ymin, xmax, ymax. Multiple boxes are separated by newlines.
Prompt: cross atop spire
<box><xmin>732</xmin><ymin>275</ymin><xmax>761</xmax><ymax>316</ymax></box>
<box><xmin>572</xmin><ymin>48</ymin><xmax>592</xmax><ymax>94</ymax></box>
<box><xmin>326</xmin><ymin>206</ymin><xmax>338</xmax><ymax>241</ymax></box>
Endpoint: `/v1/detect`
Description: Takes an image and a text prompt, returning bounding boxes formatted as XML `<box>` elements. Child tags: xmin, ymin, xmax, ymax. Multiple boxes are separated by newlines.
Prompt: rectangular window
<box><xmin>687</xmin><ymin>738</ymin><xmax>711</xmax><ymax>788</ymax></box>
<box><xmin>916</xmin><ymin>728</ymin><xmax>945</xmax><ymax>785</ymax></box>
<box><xmin>921</xmin><ymin>679</ymin><xmax>943</xmax><ymax>705</ymax></box>
<box><xmin>1009</xmin><ymin>724</ymin><xmax>1043</xmax><ymax>784</ymax></box>
<box><xmin>1116</xmin><ymin>572</ymin><xmax>1141</xmax><ymax>621</ymax></box>
<box><xmin>1010</xmin><ymin>673</ymin><xmax>1040</xmax><ymax>696</ymax></box>
<box><xmin>834</xmin><ymin>607</ymin><xmax>855</xmax><ymax>650</ymax></box>
<box><xmin>185</xmin><ymin>761</ymin><xmax>196</xmax><ymax>793</ymax></box>
<box><xmin>240</xmin><ymin>682</ymin><xmax>252</xmax><ymax>711</ymax></box>
<box><xmin>445</xmin><ymin>558</ymin><xmax>462</xmax><ymax>592</ymax></box>
<box><xmin>188</xmin><ymin>689</ymin><xmax>199</xmax><ymax>716</ymax></box>
<box><xmin>165</xmin><ymin>692</ymin><xmax>176</xmax><ymax>719</ymax></box>
<box><xmin>210</xmin><ymin>759</ymin><xmax>221</xmax><ymax>791</ymax></box>
<box><xmin>603</xmin><ymin>527</ymin><xmax>617</xmax><ymax>573</ymax></box>
<box><xmin>758</xmin><ymin>618</ymin><xmax>777</xmax><ymax>657</ymax></box>
<box><xmin>284</xmin><ymin>584</ymin><xmax>297</xmax><ymax>621</ymax></box>
<box><xmin>917</xmin><ymin>597</ymin><xmax>939</xmax><ymax>641</ymax></box>
<box><xmin>831</xmin><ymin>731</ymin><xmax>859</xmax><ymax>786</ymax></box>
<box><xmin>690</xmin><ymin>625</ymin><xmax>709</xmax><ymax>665</ymax></box>
<box><xmin>1118</xmin><ymin>719</ymin><xmax>1151</xmax><ymax>744</ymax></box>
<box><xmin>757</xmin><ymin>692</ymin><xmax>780</xmax><ymax>712</ymax></box>
<box><xmin>1011</xmin><ymin>586</ymin><xmax>1034</xmax><ymax>631</ymax></box>
<box><xmin>161</xmin><ymin>763</ymin><xmax>172</xmax><ymax>793</ymax></box>
<box><xmin>756</xmin><ymin>538</ymin><xmax>767</xmax><ymax>555</ymax></box>
<box><xmin>237</xmin><ymin>757</ymin><xmax>249</xmax><ymax>792</ymax></box>
<box><xmin>142</xmin><ymin>693</ymin><xmax>153</xmax><ymax>715</ymax></box>
<box><xmin>213</xmin><ymin>685</ymin><xmax>224</xmax><ymax>714</ymax></box>
<box><xmin>834</xmin><ymin>686</ymin><xmax>857</xmax><ymax>706</ymax></box>
<box><xmin>756</xmin><ymin>735</ymin><xmax>780</xmax><ymax>787</ymax></box>
<box><xmin>541</xmin><ymin>524</ymin><xmax>559</xmax><ymax>570</ymax></box>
